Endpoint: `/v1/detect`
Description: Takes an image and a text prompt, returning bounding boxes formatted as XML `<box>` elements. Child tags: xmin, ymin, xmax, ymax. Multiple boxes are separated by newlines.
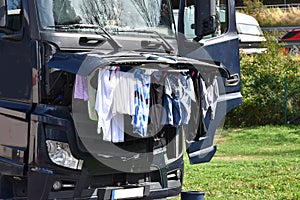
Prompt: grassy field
<box><xmin>173</xmin><ymin>125</ymin><xmax>300</xmax><ymax>199</ymax></box>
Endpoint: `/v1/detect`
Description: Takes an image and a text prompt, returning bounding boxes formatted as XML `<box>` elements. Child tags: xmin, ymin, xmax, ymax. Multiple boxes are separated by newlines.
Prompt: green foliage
<box><xmin>242</xmin><ymin>0</ymin><xmax>264</xmax><ymax>15</ymax></box>
<box><xmin>226</xmin><ymin>33</ymin><xmax>300</xmax><ymax>127</ymax></box>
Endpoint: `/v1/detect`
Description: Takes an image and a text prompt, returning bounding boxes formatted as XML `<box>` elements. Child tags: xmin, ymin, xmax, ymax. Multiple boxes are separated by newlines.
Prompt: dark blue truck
<box><xmin>0</xmin><ymin>0</ymin><xmax>241</xmax><ymax>199</ymax></box>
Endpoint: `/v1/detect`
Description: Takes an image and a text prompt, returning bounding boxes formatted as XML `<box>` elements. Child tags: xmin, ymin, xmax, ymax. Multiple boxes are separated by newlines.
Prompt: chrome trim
<box><xmin>217</xmin><ymin>92</ymin><xmax>242</xmax><ymax>102</ymax></box>
<box><xmin>32</xmin><ymin>68</ymin><xmax>39</xmax><ymax>103</ymax></box>
<box><xmin>0</xmin><ymin>107</ymin><xmax>26</xmax><ymax>119</ymax></box>
<box><xmin>225</xmin><ymin>73</ymin><xmax>240</xmax><ymax>87</ymax></box>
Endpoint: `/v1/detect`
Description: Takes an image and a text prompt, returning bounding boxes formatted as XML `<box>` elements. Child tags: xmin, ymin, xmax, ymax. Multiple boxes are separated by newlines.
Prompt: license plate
<box><xmin>111</xmin><ymin>187</ymin><xmax>144</xmax><ymax>199</ymax></box>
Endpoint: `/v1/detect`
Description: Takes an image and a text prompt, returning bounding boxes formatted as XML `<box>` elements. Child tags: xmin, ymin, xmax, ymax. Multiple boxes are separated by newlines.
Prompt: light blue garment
<box><xmin>132</xmin><ymin>70</ymin><xmax>151</xmax><ymax>137</ymax></box>
<box><xmin>163</xmin><ymin>94</ymin><xmax>181</xmax><ymax>126</ymax></box>
<box><xmin>179</xmin><ymin>75</ymin><xmax>196</xmax><ymax>124</ymax></box>
<box><xmin>161</xmin><ymin>73</ymin><xmax>183</xmax><ymax>126</ymax></box>
<box><xmin>162</xmin><ymin>74</ymin><xmax>196</xmax><ymax>126</ymax></box>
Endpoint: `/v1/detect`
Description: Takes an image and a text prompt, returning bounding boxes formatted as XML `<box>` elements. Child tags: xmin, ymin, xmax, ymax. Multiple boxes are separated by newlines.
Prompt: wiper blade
<box><xmin>47</xmin><ymin>24</ymin><xmax>122</xmax><ymax>51</ymax></box>
<box><xmin>47</xmin><ymin>24</ymin><xmax>99</xmax><ymax>29</ymax></box>
<box><xmin>117</xmin><ymin>29</ymin><xmax>175</xmax><ymax>54</ymax></box>
<box><xmin>97</xmin><ymin>25</ymin><xmax>122</xmax><ymax>51</ymax></box>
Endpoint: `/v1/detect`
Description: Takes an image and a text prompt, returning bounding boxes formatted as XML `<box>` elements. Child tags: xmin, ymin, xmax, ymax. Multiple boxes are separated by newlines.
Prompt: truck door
<box><xmin>0</xmin><ymin>0</ymin><xmax>34</xmax><ymax>176</ymax></box>
<box><xmin>177</xmin><ymin>0</ymin><xmax>242</xmax><ymax>164</ymax></box>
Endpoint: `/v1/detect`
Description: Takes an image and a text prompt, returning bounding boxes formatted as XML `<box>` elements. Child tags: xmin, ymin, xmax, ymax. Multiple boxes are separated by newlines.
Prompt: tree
<box><xmin>80</xmin><ymin>0</ymin><xmax>123</xmax><ymax>27</ymax></box>
<box><xmin>242</xmin><ymin>0</ymin><xmax>264</xmax><ymax>14</ymax></box>
<box><xmin>130</xmin><ymin>0</ymin><xmax>162</xmax><ymax>27</ymax></box>
<box><xmin>53</xmin><ymin>0</ymin><xmax>79</xmax><ymax>24</ymax></box>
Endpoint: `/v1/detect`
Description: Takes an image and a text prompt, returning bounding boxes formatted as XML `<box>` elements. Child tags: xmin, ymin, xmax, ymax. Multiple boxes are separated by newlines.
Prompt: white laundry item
<box><xmin>74</xmin><ymin>75</ymin><xmax>89</xmax><ymax>101</ymax></box>
<box><xmin>111</xmin><ymin>71</ymin><xmax>135</xmax><ymax>116</ymax></box>
<box><xmin>206</xmin><ymin>76</ymin><xmax>219</xmax><ymax>120</ymax></box>
<box><xmin>199</xmin><ymin>77</ymin><xmax>209</xmax><ymax>118</ymax></box>
<box><xmin>95</xmin><ymin>69</ymin><xmax>124</xmax><ymax>143</ymax></box>
<box><xmin>87</xmin><ymin>70</ymin><xmax>98</xmax><ymax>121</ymax></box>
<box><xmin>179</xmin><ymin>75</ymin><xmax>197</xmax><ymax>125</ymax></box>
<box><xmin>110</xmin><ymin>114</ymin><xmax>124</xmax><ymax>143</ymax></box>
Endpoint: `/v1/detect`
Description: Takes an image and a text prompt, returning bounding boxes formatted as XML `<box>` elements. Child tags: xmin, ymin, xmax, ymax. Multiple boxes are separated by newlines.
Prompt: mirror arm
<box><xmin>193</xmin><ymin>36</ymin><xmax>202</xmax><ymax>42</ymax></box>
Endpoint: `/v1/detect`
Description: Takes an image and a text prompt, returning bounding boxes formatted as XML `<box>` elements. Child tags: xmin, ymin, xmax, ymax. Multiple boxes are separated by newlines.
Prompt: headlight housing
<box><xmin>46</xmin><ymin>140</ymin><xmax>83</xmax><ymax>170</ymax></box>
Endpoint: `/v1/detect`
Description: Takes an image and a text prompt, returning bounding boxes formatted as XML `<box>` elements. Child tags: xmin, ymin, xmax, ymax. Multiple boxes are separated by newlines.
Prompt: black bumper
<box><xmin>46</xmin><ymin>180</ymin><xmax>181</xmax><ymax>200</ymax></box>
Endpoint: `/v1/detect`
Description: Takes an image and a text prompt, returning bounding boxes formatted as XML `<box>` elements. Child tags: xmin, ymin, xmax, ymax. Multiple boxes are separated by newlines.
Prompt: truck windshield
<box><xmin>36</xmin><ymin>0</ymin><xmax>175</xmax><ymax>37</ymax></box>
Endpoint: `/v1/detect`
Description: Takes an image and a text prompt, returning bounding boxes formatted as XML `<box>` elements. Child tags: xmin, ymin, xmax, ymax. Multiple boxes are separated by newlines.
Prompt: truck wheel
<box><xmin>0</xmin><ymin>175</ymin><xmax>13</xmax><ymax>199</ymax></box>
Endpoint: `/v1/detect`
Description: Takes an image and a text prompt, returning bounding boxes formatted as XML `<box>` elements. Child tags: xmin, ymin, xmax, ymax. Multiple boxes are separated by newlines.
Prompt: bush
<box><xmin>242</xmin><ymin>0</ymin><xmax>264</xmax><ymax>15</ymax></box>
<box><xmin>226</xmin><ymin>34</ymin><xmax>300</xmax><ymax>127</ymax></box>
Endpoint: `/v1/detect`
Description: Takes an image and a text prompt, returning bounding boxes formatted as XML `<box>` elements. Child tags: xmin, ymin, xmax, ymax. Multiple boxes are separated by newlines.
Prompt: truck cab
<box><xmin>0</xmin><ymin>0</ymin><xmax>241</xmax><ymax>199</ymax></box>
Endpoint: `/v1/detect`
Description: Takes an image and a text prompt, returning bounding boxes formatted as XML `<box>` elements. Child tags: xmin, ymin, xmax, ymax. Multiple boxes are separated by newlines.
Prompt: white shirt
<box><xmin>201</xmin><ymin>76</ymin><xmax>219</xmax><ymax>120</ymax></box>
<box><xmin>111</xmin><ymin>71</ymin><xmax>135</xmax><ymax>116</ymax></box>
<box><xmin>95</xmin><ymin>69</ymin><xmax>124</xmax><ymax>143</ymax></box>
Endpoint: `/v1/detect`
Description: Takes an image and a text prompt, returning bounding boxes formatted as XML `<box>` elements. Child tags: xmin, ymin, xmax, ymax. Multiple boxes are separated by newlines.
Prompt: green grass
<box><xmin>173</xmin><ymin>125</ymin><xmax>300</xmax><ymax>199</ymax></box>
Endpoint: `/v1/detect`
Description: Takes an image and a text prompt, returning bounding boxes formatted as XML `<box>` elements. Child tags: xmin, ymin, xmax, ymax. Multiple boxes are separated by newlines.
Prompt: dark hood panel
<box><xmin>47</xmin><ymin>52</ymin><xmax>230</xmax><ymax>77</ymax></box>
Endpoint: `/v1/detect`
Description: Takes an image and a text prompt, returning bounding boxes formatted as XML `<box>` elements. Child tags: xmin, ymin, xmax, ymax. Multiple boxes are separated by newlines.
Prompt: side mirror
<box><xmin>194</xmin><ymin>0</ymin><xmax>216</xmax><ymax>40</ymax></box>
<box><xmin>0</xmin><ymin>0</ymin><xmax>6</xmax><ymax>27</ymax></box>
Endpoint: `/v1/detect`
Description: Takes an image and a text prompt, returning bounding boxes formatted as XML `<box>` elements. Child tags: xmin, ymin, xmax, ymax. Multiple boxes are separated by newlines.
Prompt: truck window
<box><xmin>36</xmin><ymin>0</ymin><xmax>175</xmax><ymax>38</ymax></box>
<box><xmin>6</xmin><ymin>0</ymin><xmax>22</xmax><ymax>31</ymax></box>
<box><xmin>237</xmin><ymin>23</ymin><xmax>263</xmax><ymax>36</ymax></box>
<box><xmin>184</xmin><ymin>0</ymin><xmax>228</xmax><ymax>40</ymax></box>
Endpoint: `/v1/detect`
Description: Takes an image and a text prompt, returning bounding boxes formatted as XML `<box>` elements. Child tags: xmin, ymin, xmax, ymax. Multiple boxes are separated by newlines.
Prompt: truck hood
<box><xmin>47</xmin><ymin>51</ymin><xmax>230</xmax><ymax>78</ymax></box>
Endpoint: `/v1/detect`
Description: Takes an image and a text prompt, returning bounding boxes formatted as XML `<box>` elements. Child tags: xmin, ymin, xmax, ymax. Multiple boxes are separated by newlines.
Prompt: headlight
<box><xmin>46</xmin><ymin>140</ymin><xmax>83</xmax><ymax>170</ymax></box>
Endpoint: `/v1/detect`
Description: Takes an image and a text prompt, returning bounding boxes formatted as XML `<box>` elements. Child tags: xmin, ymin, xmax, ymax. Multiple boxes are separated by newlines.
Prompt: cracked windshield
<box><xmin>37</xmin><ymin>0</ymin><xmax>175</xmax><ymax>37</ymax></box>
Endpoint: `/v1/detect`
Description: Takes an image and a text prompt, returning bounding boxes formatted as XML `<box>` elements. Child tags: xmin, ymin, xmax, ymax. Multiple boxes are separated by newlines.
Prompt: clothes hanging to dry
<box><xmin>73</xmin><ymin>67</ymin><xmax>220</xmax><ymax>143</ymax></box>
